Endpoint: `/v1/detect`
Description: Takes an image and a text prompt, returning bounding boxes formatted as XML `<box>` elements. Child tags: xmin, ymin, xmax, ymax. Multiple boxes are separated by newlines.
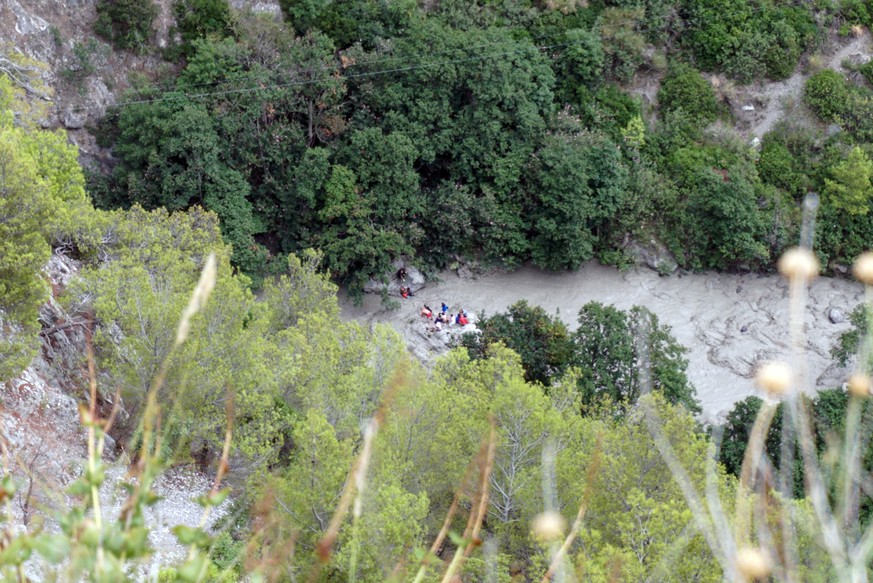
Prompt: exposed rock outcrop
<box><xmin>625</xmin><ymin>236</ymin><xmax>679</xmax><ymax>275</ymax></box>
<box><xmin>1</xmin><ymin>250</ymin><xmax>227</xmax><ymax>567</ymax></box>
<box><xmin>363</xmin><ymin>259</ymin><xmax>427</xmax><ymax>296</ymax></box>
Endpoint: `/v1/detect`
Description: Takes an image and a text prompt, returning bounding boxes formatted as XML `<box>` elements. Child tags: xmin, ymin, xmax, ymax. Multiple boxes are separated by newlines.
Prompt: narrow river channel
<box><xmin>340</xmin><ymin>261</ymin><xmax>865</xmax><ymax>423</ymax></box>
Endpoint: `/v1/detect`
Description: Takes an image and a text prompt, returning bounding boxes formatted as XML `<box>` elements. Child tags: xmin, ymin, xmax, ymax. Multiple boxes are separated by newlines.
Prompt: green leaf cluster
<box><xmin>94</xmin><ymin>0</ymin><xmax>158</xmax><ymax>52</ymax></box>
<box><xmin>681</xmin><ymin>0</ymin><xmax>817</xmax><ymax>82</ymax></box>
<box><xmin>465</xmin><ymin>300</ymin><xmax>699</xmax><ymax>414</ymax></box>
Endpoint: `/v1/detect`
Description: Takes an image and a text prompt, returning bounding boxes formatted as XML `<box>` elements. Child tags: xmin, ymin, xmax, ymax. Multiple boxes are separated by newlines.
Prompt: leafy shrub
<box><xmin>764</xmin><ymin>19</ymin><xmax>802</xmax><ymax>79</ymax></box>
<box><xmin>823</xmin><ymin>145</ymin><xmax>873</xmax><ymax>215</ymax></box>
<box><xmin>462</xmin><ymin>300</ymin><xmax>574</xmax><ymax>386</ymax></box>
<box><xmin>552</xmin><ymin>28</ymin><xmax>605</xmax><ymax>102</ymax></box>
<box><xmin>838</xmin><ymin>0</ymin><xmax>873</xmax><ymax>28</ymax></box>
<box><xmin>574</xmin><ymin>302</ymin><xmax>700</xmax><ymax>413</ymax></box>
<box><xmin>682</xmin><ymin>0</ymin><xmax>817</xmax><ymax>82</ymax></box>
<box><xmin>721</xmin><ymin>29</ymin><xmax>771</xmax><ymax>82</ymax></box>
<box><xmin>859</xmin><ymin>58</ymin><xmax>873</xmax><ymax>86</ymax></box>
<box><xmin>816</xmin><ymin>199</ymin><xmax>873</xmax><ymax>270</ymax></box>
<box><xmin>658</xmin><ymin>62</ymin><xmax>718</xmax><ymax>125</ymax></box>
<box><xmin>804</xmin><ymin>69</ymin><xmax>851</xmax><ymax>121</ymax></box>
<box><xmin>758</xmin><ymin>138</ymin><xmax>808</xmax><ymax>196</ymax></box>
<box><xmin>596</xmin><ymin>7</ymin><xmax>647</xmax><ymax>82</ymax></box>
<box><xmin>524</xmin><ymin>132</ymin><xmax>627</xmax><ymax>270</ymax></box>
<box><xmin>278</xmin><ymin>0</ymin><xmax>330</xmax><ymax>35</ymax></box>
<box><xmin>60</xmin><ymin>39</ymin><xmax>108</xmax><ymax>83</ymax></box>
<box><xmin>170</xmin><ymin>0</ymin><xmax>234</xmax><ymax>58</ymax></box>
<box><xmin>803</xmin><ymin>69</ymin><xmax>873</xmax><ymax>140</ymax></box>
<box><xmin>94</xmin><ymin>0</ymin><xmax>158</xmax><ymax>51</ymax></box>
<box><xmin>280</xmin><ymin>0</ymin><xmax>414</xmax><ymax>48</ymax></box>
<box><xmin>648</xmin><ymin>107</ymin><xmax>706</xmax><ymax>163</ymax></box>
<box><xmin>832</xmin><ymin>304</ymin><xmax>872</xmax><ymax>367</ymax></box>
<box><xmin>718</xmin><ymin>395</ymin><xmax>785</xmax><ymax>478</ymax></box>
<box><xmin>574</xmin><ymin>84</ymin><xmax>643</xmax><ymax>145</ymax></box>
<box><xmin>663</xmin><ymin>141</ymin><xmax>772</xmax><ymax>270</ymax></box>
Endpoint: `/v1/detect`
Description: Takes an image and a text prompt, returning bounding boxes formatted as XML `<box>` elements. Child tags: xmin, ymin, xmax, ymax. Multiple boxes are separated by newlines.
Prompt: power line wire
<box><xmin>67</xmin><ymin>40</ymin><xmax>574</xmax><ymax>113</ymax></box>
<box><xmin>60</xmin><ymin>0</ymin><xmax>828</xmax><ymax>114</ymax></box>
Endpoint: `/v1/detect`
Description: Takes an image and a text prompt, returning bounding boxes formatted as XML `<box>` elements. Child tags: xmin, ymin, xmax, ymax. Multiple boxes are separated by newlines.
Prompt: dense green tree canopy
<box><xmin>574</xmin><ymin>302</ymin><xmax>700</xmax><ymax>413</ymax></box>
<box><xmin>87</xmin><ymin>0</ymin><xmax>873</xmax><ymax>287</ymax></box>
<box><xmin>465</xmin><ymin>300</ymin><xmax>699</xmax><ymax>414</ymax></box>
<box><xmin>462</xmin><ymin>300</ymin><xmax>574</xmax><ymax>386</ymax></box>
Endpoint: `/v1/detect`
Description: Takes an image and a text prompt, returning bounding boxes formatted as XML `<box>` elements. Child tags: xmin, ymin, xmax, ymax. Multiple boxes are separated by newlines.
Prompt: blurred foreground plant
<box><xmin>2</xmin><ymin>198</ymin><xmax>873</xmax><ymax>582</ymax></box>
<box><xmin>0</xmin><ymin>254</ymin><xmax>238</xmax><ymax>582</ymax></box>
<box><xmin>643</xmin><ymin>194</ymin><xmax>873</xmax><ymax>582</ymax></box>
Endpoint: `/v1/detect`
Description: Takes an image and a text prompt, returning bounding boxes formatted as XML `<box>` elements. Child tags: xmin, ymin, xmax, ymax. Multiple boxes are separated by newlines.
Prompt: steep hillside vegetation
<box><xmin>7</xmin><ymin>0</ymin><xmax>873</xmax><ymax>294</ymax></box>
<box><xmin>3</xmin><ymin>1</ymin><xmax>873</xmax><ymax>581</ymax></box>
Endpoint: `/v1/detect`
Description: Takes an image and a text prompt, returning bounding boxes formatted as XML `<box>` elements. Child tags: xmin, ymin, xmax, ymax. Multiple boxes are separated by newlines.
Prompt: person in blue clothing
<box><xmin>441</xmin><ymin>302</ymin><xmax>449</xmax><ymax>314</ymax></box>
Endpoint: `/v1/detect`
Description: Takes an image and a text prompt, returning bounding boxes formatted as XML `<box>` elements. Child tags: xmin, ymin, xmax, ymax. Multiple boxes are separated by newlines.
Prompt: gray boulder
<box><xmin>626</xmin><ymin>236</ymin><xmax>679</xmax><ymax>275</ymax></box>
<box><xmin>828</xmin><ymin>307</ymin><xmax>845</xmax><ymax>324</ymax></box>
<box><xmin>363</xmin><ymin>259</ymin><xmax>426</xmax><ymax>296</ymax></box>
<box><xmin>103</xmin><ymin>433</ymin><xmax>118</xmax><ymax>461</ymax></box>
<box><xmin>61</xmin><ymin>106</ymin><xmax>87</xmax><ymax>129</ymax></box>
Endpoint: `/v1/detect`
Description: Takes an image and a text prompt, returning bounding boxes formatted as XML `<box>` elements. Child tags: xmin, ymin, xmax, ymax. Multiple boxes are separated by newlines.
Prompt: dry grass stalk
<box><xmin>463</xmin><ymin>420</ymin><xmax>497</xmax><ymax>559</ymax></box>
<box><xmin>245</xmin><ymin>490</ymin><xmax>298</xmax><ymax>582</ymax></box>
<box><xmin>84</xmin><ymin>334</ymin><xmax>107</xmax><ymax>576</ymax></box>
<box><xmin>308</xmin><ymin>361</ymin><xmax>410</xmax><ymax>582</ymax></box>
<box><xmin>408</xmin><ymin>433</ymin><xmax>491</xmax><ymax>583</ymax></box>
<box><xmin>539</xmin><ymin>435</ymin><xmax>602</xmax><ymax>583</ymax></box>
<box><xmin>437</xmin><ymin>420</ymin><xmax>496</xmax><ymax>583</ymax></box>
<box><xmin>734</xmin><ymin>401</ymin><xmax>778</xmax><ymax>546</ymax></box>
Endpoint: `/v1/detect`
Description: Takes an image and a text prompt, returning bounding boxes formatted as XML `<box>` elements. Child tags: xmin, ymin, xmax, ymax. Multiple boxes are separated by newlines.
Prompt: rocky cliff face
<box><xmin>2</xmin><ymin>252</ymin><xmax>231</xmax><ymax>569</ymax></box>
<box><xmin>0</xmin><ymin>0</ymin><xmax>281</xmax><ymax>167</ymax></box>
<box><xmin>2</xmin><ymin>0</ymin><xmax>162</xmax><ymax>164</ymax></box>
<box><xmin>1</xmin><ymin>253</ymin><xmax>103</xmax><ymax>526</ymax></box>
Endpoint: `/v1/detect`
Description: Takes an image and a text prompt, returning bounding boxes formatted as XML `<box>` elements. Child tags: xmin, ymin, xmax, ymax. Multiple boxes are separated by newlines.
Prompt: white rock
<box><xmin>10</xmin><ymin>0</ymin><xmax>49</xmax><ymax>35</ymax></box>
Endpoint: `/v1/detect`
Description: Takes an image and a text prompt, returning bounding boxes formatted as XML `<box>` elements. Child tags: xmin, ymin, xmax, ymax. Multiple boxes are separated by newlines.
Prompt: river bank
<box><xmin>339</xmin><ymin>262</ymin><xmax>865</xmax><ymax>423</ymax></box>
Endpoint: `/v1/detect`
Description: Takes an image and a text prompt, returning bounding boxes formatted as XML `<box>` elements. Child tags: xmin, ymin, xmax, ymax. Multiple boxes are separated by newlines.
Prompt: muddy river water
<box><xmin>340</xmin><ymin>262</ymin><xmax>865</xmax><ymax>423</ymax></box>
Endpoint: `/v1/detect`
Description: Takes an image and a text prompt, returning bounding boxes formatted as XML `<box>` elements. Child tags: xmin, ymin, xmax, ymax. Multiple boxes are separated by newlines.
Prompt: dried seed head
<box><xmin>778</xmin><ymin>247</ymin><xmax>819</xmax><ymax>280</ymax></box>
<box><xmin>531</xmin><ymin>511</ymin><xmax>566</xmax><ymax>541</ymax></box>
<box><xmin>755</xmin><ymin>361</ymin><xmax>792</xmax><ymax>396</ymax></box>
<box><xmin>175</xmin><ymin>253</ymin><xmax>218</xmax><ymax>345</ymax></box>
<box><xmin>735</xmin><ymin>547</ymin><xmax>771</xmax><ymax>581</ymax></box>
<box><xmin>78</xmin><ymin>402</ymin><xmax>94</xmax><ymax>426</ymax></box>
<box><xmin>853</xmin><ymin>252</ymin><xmax>873</xmax><ymax>285</ymax></box>
<box><xmin>848</xmin><ymin>373</ymin><xmax>871</xmax><ymax>398</ymax></box>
